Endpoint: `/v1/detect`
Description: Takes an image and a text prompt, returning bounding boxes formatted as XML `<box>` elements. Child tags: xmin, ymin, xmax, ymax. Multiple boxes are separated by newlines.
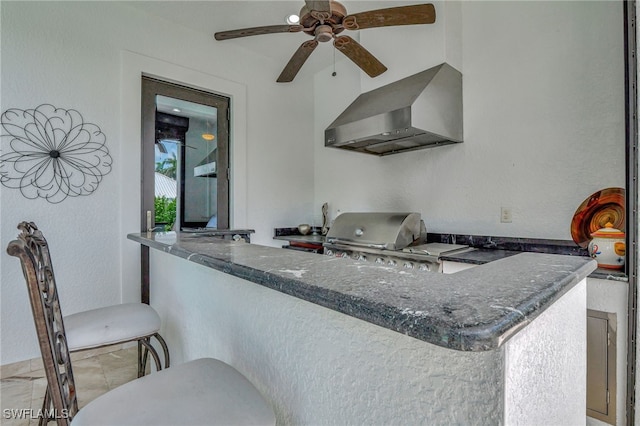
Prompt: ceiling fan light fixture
<box><xmin>286</xmin><ymin>14</ymin><xmax>300</xmax><ymax>24</ymax></box>
<box><xmin>202</xmin><ymin>120</ymin><xmax>215</xmax><ymax>141</ymax></box>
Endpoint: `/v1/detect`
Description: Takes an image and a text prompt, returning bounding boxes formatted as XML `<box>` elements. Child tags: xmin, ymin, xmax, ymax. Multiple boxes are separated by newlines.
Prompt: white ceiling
<box><xmin>127</xmin><ymin>1</ymin><xmax>421</xmax><ymax>68</ymax></box>
<box><xmin>131</xmin><ymin>0</ymin><xmax>428</xmax><ymax>115</ymax></box>
<box><xmin>156</xmin><ymin>95</ymin><xmax>217</xmax><ymax>122</ymax></box>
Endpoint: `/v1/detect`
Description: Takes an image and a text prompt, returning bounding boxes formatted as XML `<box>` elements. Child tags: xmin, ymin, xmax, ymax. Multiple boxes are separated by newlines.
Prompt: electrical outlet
<box><xmin>501</xmin><ymin>207</ymin><xmax>512</xmax><ymax>223</ymax></box>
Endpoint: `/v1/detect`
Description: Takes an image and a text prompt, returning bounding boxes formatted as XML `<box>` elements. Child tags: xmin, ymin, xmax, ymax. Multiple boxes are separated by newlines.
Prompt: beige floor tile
<box><xmin>96</xmin><ymin>346</ymin><xmax>138</xmax><ymax>371</ymax></box>
<box><xmin>70</xmin><ymin>344</ymin><xmax>126</xmax><ymax>363</ymax></box>
<box><xmin>28</xmin><ymin>359</ymin><xmax>43</xmax><ymax>374</ymax></box>
<box><xmin>29</xmin><ymin>376</ymin><xmax>48</xmax><ymax>409</ymax></box>
<box><xmin>1</xmin><ymin>415</ymin><xmax>30</xmax><ymax>426</ymax></box>
<box><xmin>104</xmin><ymin>364</ymin><xmax>138</xmax><ymax>390</ymax></box>
<box><xmin>2</xmin><ymin>347</ymin><xmax>138</xmax><ymax>422</ymax></box>
<box><xmin>72</xmin><ymin>359</ymin><xmax>109</xmax><ymax>408</ymax></box>
<box><xmin>0</xmin><ymin>378</ymin><xmax>34</xmax><ymax>426</ymax></box>
<box><xmin>0</xmin><ymin>360</ymin><xmax>31</xmax><ymax>380</ymax></box>
<box><xmin>1</xmin><ymin>377</ymin><xmax>33</xmax><ymax>408</ymax></box>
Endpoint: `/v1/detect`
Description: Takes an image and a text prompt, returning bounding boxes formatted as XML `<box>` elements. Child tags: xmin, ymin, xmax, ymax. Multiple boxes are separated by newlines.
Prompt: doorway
<box><xmin>141</xmin><ymin>76</ymin><xmax>230</xmax><ymax>232</ymax></box>
<box><xmin>140</xmin><ymin>75</ymin><xmax>231</xmax><ymax>304</ymax></box>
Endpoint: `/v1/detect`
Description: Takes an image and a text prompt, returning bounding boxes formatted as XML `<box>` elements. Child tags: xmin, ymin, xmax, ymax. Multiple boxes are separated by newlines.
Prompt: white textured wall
<box><xmin>149</xmin><ymin>249</ymin><xmax>589</xmax><ymax>424</ymax></box>
<box><xmin>149</xmin><ymin>249</ymin><xmax>506</xmax><ymax>425</ymax></box>
<box><xmin>0</xmin><ymin>1</ymin><xmax>315</xmax><ymax>364</ymax></box>
<box><xmin>443</xmin><ymin>264</ymin><xmax>629</xmax><ymax>424</ymax></box>
<box><xmin>504</xmin><ymin>280</ymin><xmax>587</xmax><ymax>425</ymax></box>
<box><xmin>314</xmin><ymin>1</ymin><xmax>625</xmax><ymax>239</ymax></box>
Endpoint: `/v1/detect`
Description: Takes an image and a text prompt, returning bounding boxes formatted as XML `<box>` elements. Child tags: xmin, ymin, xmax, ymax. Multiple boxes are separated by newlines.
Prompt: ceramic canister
<box><xmin>588</xmin><ymin>222</ymin><xmax>626</xmax><ymax>270</ymax></box>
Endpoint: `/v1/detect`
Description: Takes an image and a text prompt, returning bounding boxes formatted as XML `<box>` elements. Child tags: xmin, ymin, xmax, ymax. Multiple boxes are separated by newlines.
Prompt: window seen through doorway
<box><xmin>141</xmin><ymin>77</ymin><xmax>230</xmax><ymax>232</ymax></box>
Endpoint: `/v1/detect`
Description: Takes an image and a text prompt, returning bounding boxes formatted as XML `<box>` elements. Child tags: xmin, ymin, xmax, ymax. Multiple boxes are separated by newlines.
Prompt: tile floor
<box><xmin>1</xmin><ymin>347</ymin><xmax>138</xmax><ymax>425</ymax></box>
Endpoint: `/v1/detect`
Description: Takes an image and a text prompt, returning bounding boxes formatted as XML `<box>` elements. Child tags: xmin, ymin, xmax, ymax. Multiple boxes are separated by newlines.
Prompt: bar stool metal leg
<box><xmin>137</xmin><ymin>333</ymin><xmax>170</xmax><ymax>377</ymax></box>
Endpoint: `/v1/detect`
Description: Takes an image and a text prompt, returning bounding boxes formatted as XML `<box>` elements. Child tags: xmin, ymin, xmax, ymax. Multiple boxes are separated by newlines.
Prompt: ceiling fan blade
<box><xmin>214</xmin><ymin>24</ymin><xmax>303</xmax><ymax>41</ymax></box>
<box><xmin>277</xmin><ymin>40</ymin><xmax>319</xmax><ymax>83</ymax></box>
<box><xmin>333</xmin><ymin>36</ymin><xmax>387</xmax><ymax>78</ymax></box>
<box><xmin>342</xmin><ymin>4</ymin><xmax>436</xmax><ymax>31</ymax></box>
<box><xmin>305</xmin><ymin>1</ymin><xmax>332</xmax><ymax>13</ymax></box>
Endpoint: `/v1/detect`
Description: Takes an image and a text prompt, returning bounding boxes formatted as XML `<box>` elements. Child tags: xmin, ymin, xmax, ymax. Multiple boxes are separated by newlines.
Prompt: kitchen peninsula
<box><xmin>129</xmin><ymin>231</ymin><xmax>596</xmax><ymax>424</ymax></box>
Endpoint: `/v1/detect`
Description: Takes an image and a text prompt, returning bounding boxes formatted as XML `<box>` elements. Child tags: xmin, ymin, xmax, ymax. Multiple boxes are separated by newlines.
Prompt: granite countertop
<box><xmin>440</xmin><ymin>248</ymin><xmax>627</xmax><ymax>281</ymax></box>
<box><xmin>182</xmin><ymin>228</ymin><xmax>255</xmax><ymax>235</ymax></box>
<box><xmin>128</xmin><ymin>232</ymin><xmax>596</xmax><ymax>352</ymax></box>
<box><xmin>440</xmin><ymin>248</ymin><xmax>521</xmax><ymax>265</ymax></box>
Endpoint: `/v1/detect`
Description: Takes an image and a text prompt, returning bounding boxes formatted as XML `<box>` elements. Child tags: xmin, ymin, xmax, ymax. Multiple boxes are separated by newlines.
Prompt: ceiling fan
<box><xmin>214</xmin><ymin>1</ymin><xmax>436</xmax><ymax>83</ymax></box>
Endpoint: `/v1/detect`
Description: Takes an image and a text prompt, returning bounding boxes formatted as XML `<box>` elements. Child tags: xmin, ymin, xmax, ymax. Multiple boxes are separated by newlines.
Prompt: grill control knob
<box><xmin>325</xmin><ymin>249</ymin><xmax>334</xmax><ymax>256</ymax></box>
<box><xmin>387</xmin><ymin>259</ymin><xmax>397</xmax><ymax>266</ymax></box>
<box><xmin>403</xmin><ymin>262</ymin><xmax>414</xmax><ymax>269</ymax></box>
<box><xmin>340</xmin><ymin>252</ymin><xmax>349</xmax><ymax>258</ymax></box>
<box><xmin>418</xmin><ymin>264</ymin><xmax>431</xmax><ymax>272</ymax></box>
<box><xmin>375</xmin><ymin>257</ymin><xmax>385</xmax><ymax>264</ymax></box>
<box><xmin>358</xmin><ymin>254</ymin><xmax>367</xmax><ymax>261</ymax></box>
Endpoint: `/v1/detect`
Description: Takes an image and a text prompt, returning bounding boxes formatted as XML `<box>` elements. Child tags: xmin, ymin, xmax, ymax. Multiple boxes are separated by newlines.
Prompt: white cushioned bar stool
<box><xmin>64</xmin><ymin>302</ymin><xmax>169</xmax><ymax>377</ymax></box>
<box><xmin>17</xmin><ymin>224</ymin><xmax>170</xmax><ymax>421</ymax></box>
<box><xmin>7</xmin><ymin>221</ymin><xmax>276</xmax><ymax>426</ymax></box>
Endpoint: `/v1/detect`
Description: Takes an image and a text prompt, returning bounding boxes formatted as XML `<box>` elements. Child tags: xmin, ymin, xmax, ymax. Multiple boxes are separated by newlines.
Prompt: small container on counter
<box><xmin>588</xmin><ymin>222</ymin><xmax>626</xmax><ymax>270</ymax></box>
<box><xmin>298</xmin><ymin>224</ymin><xmax>311</xmax><ymax>235</ymax></box>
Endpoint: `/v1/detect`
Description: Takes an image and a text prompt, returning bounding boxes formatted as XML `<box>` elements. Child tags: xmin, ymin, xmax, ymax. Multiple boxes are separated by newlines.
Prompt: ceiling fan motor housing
<box><xmin>300</xmin><ymin>1</ymin><xmax>347</xmax><ymax>36</ymax></box>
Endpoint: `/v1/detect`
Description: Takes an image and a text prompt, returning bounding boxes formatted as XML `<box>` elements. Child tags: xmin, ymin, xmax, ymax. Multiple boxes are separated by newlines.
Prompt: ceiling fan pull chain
<box><xmin>332</xmin><ymin>45</ymin><xmax>337</xmax><ymax>77</ymax></box>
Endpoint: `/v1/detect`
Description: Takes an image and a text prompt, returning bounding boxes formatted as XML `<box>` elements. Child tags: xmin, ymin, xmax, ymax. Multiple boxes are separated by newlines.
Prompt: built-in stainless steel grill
<box><xmin>323</xmin><ymin>212</ymin><xmax>469</xmax><ymax>272</ymax></box>
<box><xmin>325</xmin><ymin>212</ymin><xmax>422</xmax><ymax>250</ymax></box>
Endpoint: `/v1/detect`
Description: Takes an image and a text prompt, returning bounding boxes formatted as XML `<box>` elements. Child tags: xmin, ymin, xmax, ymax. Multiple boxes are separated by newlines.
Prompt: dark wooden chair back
<box><xmin>6</xmin><ymin>222</ymin><xmax>78</xmax><ymax>425</ymax></box>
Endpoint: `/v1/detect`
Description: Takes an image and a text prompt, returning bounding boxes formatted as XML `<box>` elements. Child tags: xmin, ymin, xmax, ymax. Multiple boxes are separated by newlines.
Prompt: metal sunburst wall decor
<box><xmin>0</xmin><ymin>104</ymin><xmax>113</xmax><ymax>204</ymax></box>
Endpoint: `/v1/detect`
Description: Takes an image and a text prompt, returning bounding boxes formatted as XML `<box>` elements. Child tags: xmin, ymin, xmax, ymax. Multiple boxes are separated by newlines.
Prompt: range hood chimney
<box><xmin>325</xmin><ymin>63</ymin><xmax>462</xmax><ymax>156</ymax></box>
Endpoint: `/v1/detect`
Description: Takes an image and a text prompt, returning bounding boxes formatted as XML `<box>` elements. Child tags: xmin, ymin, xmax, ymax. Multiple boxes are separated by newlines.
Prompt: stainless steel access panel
<box><xmin>587</xmin><ymin>309</ymin><xmax>616</xmax><ymax>424</ymax></box>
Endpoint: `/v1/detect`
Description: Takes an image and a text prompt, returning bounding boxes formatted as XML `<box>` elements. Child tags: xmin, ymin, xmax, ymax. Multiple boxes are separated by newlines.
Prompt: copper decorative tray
<box><xmin>571</xmin><ymin>187</ymin><xmax>625</xmax><ymax>248</ymax></box>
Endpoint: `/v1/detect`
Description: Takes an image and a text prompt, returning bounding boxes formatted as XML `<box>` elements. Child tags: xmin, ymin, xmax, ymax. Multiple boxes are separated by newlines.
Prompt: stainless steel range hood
<box><xmin>325</xmin><ymin>63</ymin><xmax>462</xmax><ymax>156</ymax></box>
